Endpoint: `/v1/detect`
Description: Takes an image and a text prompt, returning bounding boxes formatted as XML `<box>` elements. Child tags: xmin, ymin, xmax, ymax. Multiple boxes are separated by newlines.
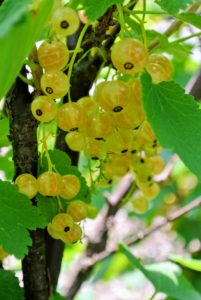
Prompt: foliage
<box><xmin>0</xmin><ymin>0</ymin><xmax>201</xmax><ymax>299</ymax></box>
<box><xmin>0</xmin><ymin>269</ymin><xmax>23</xmax><ymax>300</ymax></box>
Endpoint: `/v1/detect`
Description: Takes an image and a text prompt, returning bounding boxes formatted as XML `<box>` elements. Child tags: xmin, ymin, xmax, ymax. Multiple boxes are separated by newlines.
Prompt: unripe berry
<box><xmin>15</xmin><ymin>173</ymin><xmax>38</xmax><ymax>199</ymax></box>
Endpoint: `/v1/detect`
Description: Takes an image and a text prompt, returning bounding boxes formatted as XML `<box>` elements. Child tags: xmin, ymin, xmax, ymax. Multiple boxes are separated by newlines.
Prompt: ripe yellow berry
<box><xmin>38</xmin><ymin>40</ymin><xmax>69</xmax><ymax>70</ymax></box>
<box><xmin>31</xmin><ymin>96</ymin><xmax>57</xmax><ymax>123</ymax></box>
<box><xmin>62</xmin><ymin>223</ymin><xmax>82</xmax><ymax>244</ymax></box>
<box><xmin>37</xmin><ymin>171</ymin><xmax>62</xmax><ymax>196</ymax></box>
<box><xmin>51</xmin><ymin>6</ymin><xmax>80</xmax><ymax>37</ymax></box>
<box><xmin>41</xmin><ymin>70</ymin><xmax>69</xmax><ymax>99</ymax></box>
<box><xmin>15</xmin><ymin>173</ymin><xmax>38</xmax><ymax>199</ymax></box>
<box><xmin>67</xmin><ymin>200</ymin><xmax>88</xmax><ymax>222</ymax></box>
<box><xmin>111</xmin><ymin>38</ymin><xmax>148</xmax><ymax>74</ymax></box>
<box><xmin>60</xmin><ymin>174</ymin><xmax>81</xmax><ymax>200</ymax></box>
<box><xmin>131</xmin><ymin>191</ymin><xmax>149</xmax><ymax>213</ymax></box>
<box><xmin>146</xmin><ymin>54</ymin><xmax>172</xmax><ymax>83</ymax></box>
<box><xmin>47</xmin><ymin>213</ymin><xmax>74</xmax><ymax>240</ymax></box>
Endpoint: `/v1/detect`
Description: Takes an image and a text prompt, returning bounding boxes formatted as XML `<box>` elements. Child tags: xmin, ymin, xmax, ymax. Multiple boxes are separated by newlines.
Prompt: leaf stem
<box><xmin>171</xmin><ymin>31</ymin><xmax>201</xmax><ymax>44</ymax></box>
<box><xmin>67</xmin><ymin>22</ymin><xmax>90</xmax><ymax>102</ymax></box>
<box><xmin>18</xmin><ymin>73</ymin><xmax>33</xmax><ymax>87</ymax></box>
<box><xmin>117</xmin><ymin>4</ymin><xmax>126</xmax><ymax>39</ymax></box>
<box><xmin>142</xmin><ymin>0</ymin><xmax>146</xmax><ymax>22</ymax></box>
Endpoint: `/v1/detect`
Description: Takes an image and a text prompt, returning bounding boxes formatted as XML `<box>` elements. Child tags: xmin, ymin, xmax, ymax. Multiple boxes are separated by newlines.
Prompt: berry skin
<box><xmin>141</xmin><ymin>182</ymin><xmax>160</xmax><ymax>200</ymax></box>
<box><xmin>111</xmin><ymin>38</ymin><xmax>148</xmax><ymax>75</ymax></box>
<box><xmin>47</xmin><ymin>213</ymin><xmax>74</xmax><ymax>240</ymax></box>
<box><xmin>15</xmin><ymin>173</ymin><xmax>38</xmax><ymax>199</ymax></box>
<box><xmin>77</xmin><ymin>96</ymin><xmax>99</xmax><ymax>117</ymax></box>
<box><xmin>60</xmin><ymin>174</ymin><xmax>81</xmax><ymax>200</ymax></box>
<box><xmin>131</xmin><ymin>191</ymin><xmax>149</xmax><ymax>213</ymax></box>
<box><xmin>84</xmin><ymin>138</ymin><xmax>106</xmax><ymax>160</ymax></box>
<box><xmin>51</xmin><ymin>6</ymin><xmax>80</xmax><ymax>37</ymax></box>
<box><xmin>37</xmin><ymin>40</ymin><xmax>69</xmax><ymax>70</ymax></box>
<box><xmin>103</xmin><ymin>153</ymin><xmax>131</xmax><ymax>177</ymax></box>
<box><xmin>85</xmin><ymin>112</ymin><xmax>113</xmax><ymax>139</ymax></box>
<box><xmin>147</xmin><ymin>156</ymin><xmax>165</xmax><ymax>175</ymax></box>
<box><xmin>62</xmin><ymin>223</ymin><xmax>82</xmax><ymax>244</ymax></box>
<box><xmin>146</xmin><ymin>54</ymin><xmax>172</xmax><ymax>83</ymax></box>
<box><xmin>94</xmin><ymin>80</ymin><xmax>130</xmax><ymax>113</ymax></box>
<box><xmin>37</xmin><ymin>171</ymin><xmax>62</xmax><ymax>196</ymax></box>
<box><xmin>65</xmin><ymin>131</ymin><xmax>86</xmax><ymax>152</ymax></box>
<box><xmin>57</xmin><ymin>102</ymin><xmax>84</xmax><ymax>132</ymax></box>
<box><xmin>40</xmin><ymin>70</ymin><xmax>69</xmax><ymax>99</ymax></box>
<box><xmin>67</xmin><ymin>200</ymin><xmax>88</xmax><ymax>222</ymax></box>
<box><xmin>31</xmin><ymin>96</ymin><xmax>57</xmax><ymax>123</ymax></box>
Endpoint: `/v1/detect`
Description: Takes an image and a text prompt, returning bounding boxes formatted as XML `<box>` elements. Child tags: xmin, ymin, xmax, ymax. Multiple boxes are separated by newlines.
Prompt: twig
<box><xmin>148</xmin><ymin>2</ymin><xmax>201</xmax><ymax>51</ymax></box>
<box><xmin>65</xmin><ymin>174</ymin><xmax>134</xmax><ymax>299</ymax></box>
<box><xmin>77</xmin><ymin>195</ymin><xmax>201</xmax><ymax>267</ymax></box>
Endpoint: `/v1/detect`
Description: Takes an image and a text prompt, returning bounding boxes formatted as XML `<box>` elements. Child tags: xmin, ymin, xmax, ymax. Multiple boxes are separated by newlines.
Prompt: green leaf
<box><xmin>0</xmin><ymin>116</ymin><xmax>10</xmax><ymax>147</ymax></box>
<box><xmin>82</xmin><ymin>0</ymin><xmax>123</xmax><ymax>21</ymax></box>
<box><xmin>49</xmin><ymin>292</ymin><xmax>66</xmax><ymax>300</ymax></box>
<box><xmin>36</xmin><ymin>194</ymin><xmax>58</xmax><ymax>224</ymax></box>
<box><xmin>0</xmin><ymin>269</ymin><xmax>23</xmax><ymax>300</ymax></box>
<box><xmin>40</xmin><ymin>149</ymin><xmax>71</xmax><ymax>175</ymax></box>
<box><xmin>175</xmin><ymin>13</ymin><xmax>201</xmax><ymax>29</ymax></box>
<box><xmin>0</xmin><ymin>0</ymin><xmax>32</xmax><ymax>38</ymax></box>
<box><xmin>155</xmin><ymin>0</ymin><xmax>195</xmax><ymax>14</ymax></box>
<box><xmin>0</xmin><ymin>0</ymin><xmax>54</xmax><ymax>99</ymax></box>
<box><xmin>0</xmin><ymin>180</ymin><xmax>46</xmax><ymax>258</ymax></box>
<box><xmin>170</xmin><ymin>255</ymin><xmax>201</xmax><ymax>272</ymax></box>
<box><xmin>120</xmin><ymin>244</ymin><xmax>201</xmax><ymax>300</ymax></box>
<box><xmin>141</xmin><ymin>72</ymin><xmax>201</xmax><ymax>180</ymax></box>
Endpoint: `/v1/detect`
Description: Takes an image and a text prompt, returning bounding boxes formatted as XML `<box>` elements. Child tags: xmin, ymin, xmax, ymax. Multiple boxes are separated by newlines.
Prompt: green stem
<box><xmin>18</xmin><ymin>73</ymin><xmax>33</xmax><ymax>87</ymax></box>
<box><xmin>149</xmin><ymin>291</ymin><xmax>157</xmax><ymax>300</ymax></box>
<box><xmin>142</xmin><ymin>0</ymin><xmax>146</xmax><ymax>22</ymax></box>
<box><xmin>117</xmin><ymin>4</ymin><xmax>125</xmax><ymax>39</ymax></box>
<box><xmin>132</xmin><ymin>13</ymin><xmax>147</xmax><ymax>48</ymax></box>
<box><xmin>125</xmin><ymin>9</ymin><xmax>167</xmax><ymax>15</ymax></box>
<box><xmin>171</xmin><ymin>31</ymin><xmax>201</xmax><ymax>44</ymax></box>
<box><xmin>125</xmin><ymin>0</ymin><xmax>138</xmax><ymax>9</ymax></box>
<box><xmin>67</xmin><ymin>22</ymin><xmax>90</xmax><ymax>102</ymax></box>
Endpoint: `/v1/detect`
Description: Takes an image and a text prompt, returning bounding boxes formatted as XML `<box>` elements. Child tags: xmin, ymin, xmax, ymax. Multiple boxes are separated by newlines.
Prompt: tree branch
<box><xmin>5</xmin><ymin>72</ymin><xmax>51</xmax><ymax>300</ymax></box>
<box><xmin>148</xmin><ymin>2</ymin><xmax>201</xmax><ymax>51</ymax></box>
<box><xmin>65</xmin><ymin>174</ymin><xmax>134</xmax><ymax>299</ymax></box>
<box><xmin>67</xmin><ymin>195</ymin><xmax>201</xmax><ymax>277</ymax></box>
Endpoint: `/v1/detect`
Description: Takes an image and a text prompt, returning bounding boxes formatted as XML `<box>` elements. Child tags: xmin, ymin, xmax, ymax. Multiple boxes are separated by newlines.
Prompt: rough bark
<box><xmin>5</xmin><ymin>73</ymin><xmax>50</xmax><ymax>300</ymax></box>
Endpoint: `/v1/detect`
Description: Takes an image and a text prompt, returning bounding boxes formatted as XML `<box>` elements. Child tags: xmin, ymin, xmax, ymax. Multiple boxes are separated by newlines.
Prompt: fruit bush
<box><xmin>0</xmin><ymin>0</ymin><xmax>201</xmax><ymax>299</ymax></box>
